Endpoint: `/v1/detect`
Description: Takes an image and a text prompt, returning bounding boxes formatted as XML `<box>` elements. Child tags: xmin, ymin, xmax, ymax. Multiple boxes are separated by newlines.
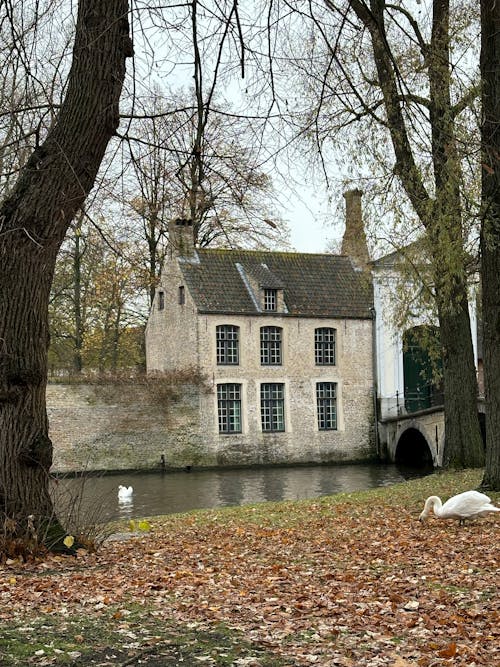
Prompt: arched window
<box><xmin>217</xmin><ymin>383</ymin><xmax>242</xmax><ymax>433</ymax></box>
<box><xmin>260</xmin><ymin>383</ymin><xmax>285</xmax><ymax>432</ymax></box>
<box><xmin>316</xmin><ymin>382</ymin><xmax>337</xmax><ymax>430</ymax></box>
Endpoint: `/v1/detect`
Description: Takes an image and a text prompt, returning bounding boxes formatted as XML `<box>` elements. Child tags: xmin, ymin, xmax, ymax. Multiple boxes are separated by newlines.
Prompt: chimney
<box><xmin>341</xmin><ymin>189</ymin><xmax>370</xmax><ymax>271</ymax></box>
<box><xmin>168</xmin><ymin>218</ymin><xmax>195</xmax><ymax>258</ymax></box>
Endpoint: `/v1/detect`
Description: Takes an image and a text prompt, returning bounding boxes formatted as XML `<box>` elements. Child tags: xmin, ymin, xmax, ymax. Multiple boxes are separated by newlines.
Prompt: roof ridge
<box><xmin>196</xmin><ymin>248</ymin><xmax>349</xmax><ymax>259</ymax></box>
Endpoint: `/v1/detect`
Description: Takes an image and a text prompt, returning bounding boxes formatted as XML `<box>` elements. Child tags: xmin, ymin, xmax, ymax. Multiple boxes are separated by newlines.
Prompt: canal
<box><xmin>53</xmin><ymin>463</ymin><xmax>431</xmax><ymax>524</ymax></box>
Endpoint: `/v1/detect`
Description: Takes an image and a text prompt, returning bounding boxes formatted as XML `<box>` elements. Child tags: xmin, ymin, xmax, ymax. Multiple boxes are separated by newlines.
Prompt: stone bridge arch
<box><xmin>382</xmin><ymin>409</ymin><xmax>445</xmax><ymax>468</ymax></box>
<box><xmin>395</xmin><ymin>426</ymin><xmax>435</xmax><ymax>468</ymax></box>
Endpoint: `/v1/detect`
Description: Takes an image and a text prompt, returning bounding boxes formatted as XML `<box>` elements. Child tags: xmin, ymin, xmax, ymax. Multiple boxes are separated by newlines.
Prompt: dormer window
<box><xmin>263</xmin><ymin>288</ymin><xmax>277</xmax><ymax>311</ymax></box>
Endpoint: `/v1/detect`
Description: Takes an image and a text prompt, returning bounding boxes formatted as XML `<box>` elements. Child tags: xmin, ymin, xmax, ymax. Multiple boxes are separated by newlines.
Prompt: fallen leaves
<box><xmin>0</xmin><ymin>491</ymin><xmax>499</xmax><ymax>666</ymax></box>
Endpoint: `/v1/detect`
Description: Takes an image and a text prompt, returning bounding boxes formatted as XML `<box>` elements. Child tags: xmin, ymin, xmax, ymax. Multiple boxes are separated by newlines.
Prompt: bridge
<box><xmin>371</xmin><ymin>248</ymin><xmax>483</xmax><ymax>471</ymax></box>
<box><xmin>378</xmin><ymin>398</ymin><xmax>486</xmax><ymax>468</ymax></box>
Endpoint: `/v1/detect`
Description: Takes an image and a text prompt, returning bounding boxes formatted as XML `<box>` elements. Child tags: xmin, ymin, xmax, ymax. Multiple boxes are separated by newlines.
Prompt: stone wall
<box><xmin>48</xmin><ymin>353</ymin><xmax>375</xmax><ymax>474</ymax></box>
<box><xmin>47</xmin><ymin>382</ymin><xmax>203</xmax><ymax>473</ymax></box>
<box><xmin>145</xmin><ymin>254</ymin><xmax>200</xmax><ymax>374</ymax></box>
<box><xmin>196</xmin><ymin>314</ymin><xmax>376</xmax><ymax>466</ymax></box>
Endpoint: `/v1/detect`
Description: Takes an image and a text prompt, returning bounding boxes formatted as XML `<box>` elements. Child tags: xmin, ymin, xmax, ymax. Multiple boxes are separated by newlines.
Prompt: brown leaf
<box><xmin>438</xmin><ymin>642</ymin><xmax>457</xmax><ymax>658</ymax></box>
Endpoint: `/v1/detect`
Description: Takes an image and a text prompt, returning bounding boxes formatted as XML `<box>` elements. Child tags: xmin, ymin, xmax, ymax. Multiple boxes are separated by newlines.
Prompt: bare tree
<box><xmin>119</xmin><ymin>92</ymin><xmax>289</xmax><ymax>304</ymax></box>
<box><xmin>282</xmin><ymin>0</ymin><xmax>484</xmax><ymax>468</ymax></box>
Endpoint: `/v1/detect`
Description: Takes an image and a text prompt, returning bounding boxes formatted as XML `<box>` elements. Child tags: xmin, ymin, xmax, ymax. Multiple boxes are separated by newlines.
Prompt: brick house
<box><xmin>145</xmin><ymin>206</ymin><xmax>376</xmax><ymax>467</ymax></box>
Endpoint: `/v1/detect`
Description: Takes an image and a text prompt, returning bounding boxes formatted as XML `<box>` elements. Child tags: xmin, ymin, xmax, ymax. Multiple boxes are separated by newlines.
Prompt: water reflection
<box><xmin>53</xmin><ymin>463</ymin><xmax>429</xmax><ymax>524</ymax></box>
<box><xmin>117</xmin><ymin>497</ymin><xmax>134</xmax><ymax>518</ymax></box>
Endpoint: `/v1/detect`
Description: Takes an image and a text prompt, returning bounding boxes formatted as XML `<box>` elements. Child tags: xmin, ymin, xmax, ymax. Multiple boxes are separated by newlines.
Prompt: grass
<box><xmin>0</xmin><ymin>607</ymin><xmax>292</xmax><ymax>666</ymax></box>
<box><xmin>164</xmin><ymin>467</ymin><xmax>487</xmax><ymax>530</ymax></box>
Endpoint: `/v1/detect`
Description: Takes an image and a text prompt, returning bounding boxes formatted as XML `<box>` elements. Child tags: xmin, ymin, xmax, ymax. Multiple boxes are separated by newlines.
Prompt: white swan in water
<box><xmin>118</xmin><ymin>485</ymin><xmax>133</xmax><ymax>500</ymax></box>
<box><xmin>419</xmin><ymin>490</ymin><xmax>500</xmax><ymax>524</ymax></box>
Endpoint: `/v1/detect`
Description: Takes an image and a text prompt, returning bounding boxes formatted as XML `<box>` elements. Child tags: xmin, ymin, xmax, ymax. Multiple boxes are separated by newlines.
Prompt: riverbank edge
<box><xmin>101</xmin><ymin>466</ymin><xmax>483</xmax><ymax>543</ymax></box>
<box><xmin>51</xmin><ymin>457</ymin><xmax>387</xmax><ymax>479</ymax></box>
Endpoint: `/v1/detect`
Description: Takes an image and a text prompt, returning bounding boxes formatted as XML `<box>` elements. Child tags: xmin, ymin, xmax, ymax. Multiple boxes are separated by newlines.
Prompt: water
<box><xmin>53</xmin><ymin>463</ymin><xmax>430</xmax><ymax>524</ymax></box>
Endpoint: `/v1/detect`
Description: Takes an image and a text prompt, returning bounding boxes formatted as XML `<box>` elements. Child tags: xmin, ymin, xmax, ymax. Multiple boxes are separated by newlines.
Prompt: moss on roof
<box><xmin>179</xmin><ymin>249</ymin><xmax>373</xmax><ymax>319</ymax></box>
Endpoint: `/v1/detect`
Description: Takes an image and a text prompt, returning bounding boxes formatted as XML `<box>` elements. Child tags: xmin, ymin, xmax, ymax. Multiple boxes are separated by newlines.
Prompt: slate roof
<box><xmin>179</xmin><ymin>249</ymin><xmax>373</xmax><ymax>319</ymax></box>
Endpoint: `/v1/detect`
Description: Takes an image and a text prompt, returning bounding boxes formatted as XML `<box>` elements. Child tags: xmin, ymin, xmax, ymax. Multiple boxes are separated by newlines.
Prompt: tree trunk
<box><xmin>427</xmin><ymin>0</ymin><xmax>483</xmax><ymax>467</ymax></box>
<box><xmin>0</xmin><ymin>0</ymin><xmax>131</xmax><ymax>549</ymax></box>
<box><xmin>73</xmin><ymin>216</ymin><xmax>84</xmax><ymax>374</ymax></box>
<box><xmin>480</xmin><ymin>0</ymin><xmax>500</xmax><ymax>490</ymax></box>
<box><xmin>436</xmin><ymin>289</ymin><xmax>484</xmax><ymax>468</ymax></box>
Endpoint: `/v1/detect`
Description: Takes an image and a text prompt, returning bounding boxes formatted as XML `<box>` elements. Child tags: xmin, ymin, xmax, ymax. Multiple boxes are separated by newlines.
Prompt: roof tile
<box><xmin>180</xmin><ymin>249</ymin><xmax>373</xmax><ymax>319</ymax></box>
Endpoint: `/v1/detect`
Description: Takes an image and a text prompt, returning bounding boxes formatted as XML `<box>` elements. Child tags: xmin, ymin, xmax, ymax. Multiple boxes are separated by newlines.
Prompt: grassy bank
<box><xmin>1</xmin><ymin>469</ymin><xmax>498</xmax><ymax>666</ymax></box>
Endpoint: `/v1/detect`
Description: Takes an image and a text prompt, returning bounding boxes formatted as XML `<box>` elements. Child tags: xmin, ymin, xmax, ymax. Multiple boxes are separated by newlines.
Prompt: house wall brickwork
<box><xmin>196</xmin><ymin>314</ymin><xmax>375</xmax><ymax>465</ymax></box>
<box><xmin>47</xmin><ymin>368</ymin><xmax>374</xmax><ymax>474</ymax></box>
<box><xmin>146</xmin><ymin>295</ymin><xmax>375</xmax><ymax>467</ymax></box>
<box><xmin>145</xmin><ymin>257</ymin><xmax>200</xmax><ymax>373</ymax></box>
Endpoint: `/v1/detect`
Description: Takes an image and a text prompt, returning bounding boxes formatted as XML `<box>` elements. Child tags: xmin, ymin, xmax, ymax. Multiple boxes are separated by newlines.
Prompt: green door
<box><xmin>403</xmin><ymin>326</ymin><xmax>443</xmax><ymax>413</ymax></box>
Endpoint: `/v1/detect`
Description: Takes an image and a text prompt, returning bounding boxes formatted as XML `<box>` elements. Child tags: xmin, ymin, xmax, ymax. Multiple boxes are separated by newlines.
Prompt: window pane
<box><xmin>315</xmin><ymin>328</ymin><xmax>336</xmax><ymax>365</ymax></box>
<box><xmin>264</xmin><ymin>289</ymin><xmax>277</xmax><ymax>311</ymax></box>
<box><xmin>260</xmin><ymin>383</ymin><xmax>285</xmax><ymax>432</ymax></box>
<box><xmin>316</xmin><ymin>382</ymin><xmax>337</xmax><ymax>430</ymax></box>
<box><xmin>216</xmin><ymin>325</ymin><xmax>240</xmax><ymax>365</ymax></box>
<box><xmin>260</xmin><ymin>327</ymin><xmax>282</xmax><ymax>365</ymax></box>
<box><xmin>217</xmin><ymin>383</ymin><xmax>242</xmax><ymax>433</ymax></box>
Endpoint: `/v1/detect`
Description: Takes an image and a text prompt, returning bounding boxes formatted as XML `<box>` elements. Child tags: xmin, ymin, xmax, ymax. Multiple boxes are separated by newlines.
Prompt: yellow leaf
<box><xmin>138</xmin><ymin>520</ymin><xmax>151</xmax><ymax>532</ymax></box>
<box><xmin>128</xmin><ymin>520</ymin><xmax>136</xmax><ymax>531</ymax></box>
<box><xmin>63</xmin><ymin>535</ymin><xmax>75</xmax><ymax>548</ymax></box>
<box><xmin>9</xmin><ymin>577</ymin><xmax>16</xmax><ymax>585</ymax></box>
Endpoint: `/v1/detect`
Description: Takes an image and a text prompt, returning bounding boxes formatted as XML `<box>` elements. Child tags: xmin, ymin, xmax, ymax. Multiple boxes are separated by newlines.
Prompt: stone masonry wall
<box><xmin>48</xmin><ymin>382</ymin><xmax>203</xmax><ymax>473</ymax></box>
<box><xmin>145</xmin><ymin>256</ymin><xmax>199</xmax><ymax>373</ymax></box>
<box><xmin>48</xmin><ymin>327</ymin><xmax>375</xmax><ymax>473</ymax></box>
<box><xmin>197</xmin><ymin>314</ymin><xmax>376</xmax><ymax>466</ymax></box>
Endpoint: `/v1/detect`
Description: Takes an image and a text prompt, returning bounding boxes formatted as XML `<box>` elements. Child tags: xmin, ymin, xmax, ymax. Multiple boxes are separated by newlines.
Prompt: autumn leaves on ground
<box><xmin>1</xmin><ymin>470</ymin><xmax>498</xmax><ymax>667</ymax></box>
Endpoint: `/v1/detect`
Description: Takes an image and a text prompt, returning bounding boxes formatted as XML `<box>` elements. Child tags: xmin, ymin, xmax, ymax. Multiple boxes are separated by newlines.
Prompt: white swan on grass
<box><xmin>419</xmin><ymin>490</ymin><xmax>500</xmax><ymax>524</ymax></box>
<box><xmin>118</xmin><ymin>485</ymin><xmax>133</xmax><ymax>500</ymax></box>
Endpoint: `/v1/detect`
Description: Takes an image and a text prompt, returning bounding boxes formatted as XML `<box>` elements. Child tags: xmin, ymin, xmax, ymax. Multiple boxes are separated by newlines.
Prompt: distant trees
<box><xmin>48</xmin><ymin>215</ymin><xmax>146</xmax><ymax>374</ymax></box>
